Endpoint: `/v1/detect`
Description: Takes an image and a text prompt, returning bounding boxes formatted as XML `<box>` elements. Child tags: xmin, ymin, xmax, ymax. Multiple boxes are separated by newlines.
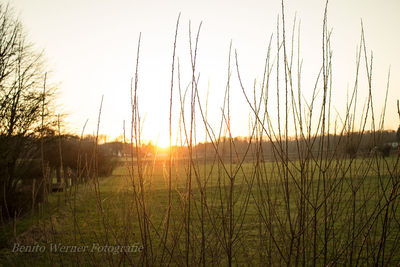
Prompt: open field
<box><xmin>1</xmin><ymin>154</ymin><xmax>399</xmax><ymax>266</ymax></box>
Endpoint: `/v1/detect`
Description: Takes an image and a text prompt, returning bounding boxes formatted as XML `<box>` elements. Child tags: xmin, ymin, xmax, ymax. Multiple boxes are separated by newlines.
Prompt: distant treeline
<box><xmin>103</xmin><ymin>130</ymin><xmax>400</xmax><ymax>162</ymax></box>
<box><xmin>193</xmin><ymin>130</ymin><xmax>400</xmax><ymax>161</ymax></box>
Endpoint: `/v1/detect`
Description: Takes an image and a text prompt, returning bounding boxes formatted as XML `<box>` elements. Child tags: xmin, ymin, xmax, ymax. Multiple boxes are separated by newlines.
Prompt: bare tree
<box><xmin>0</xmin><ymin>4</ymin><xmax>55</xmax><ymax>218</ymax></box>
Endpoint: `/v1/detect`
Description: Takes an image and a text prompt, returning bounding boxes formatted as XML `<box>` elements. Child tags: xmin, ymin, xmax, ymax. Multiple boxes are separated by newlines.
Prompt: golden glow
<box><xmin>154</xmin><ymin>134</ymin><xmax>170</xmax><ymax>149</ymax></box>
<box><xmin>11</xmin><ymin>0</ymin><xmax>400</xmax><ymax>140</ymax></box>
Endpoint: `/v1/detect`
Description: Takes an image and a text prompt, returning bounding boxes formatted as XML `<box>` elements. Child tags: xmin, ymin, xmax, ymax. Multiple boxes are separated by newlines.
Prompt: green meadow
<box><xmin>1</xmin><ymin>154</ymin><xmax>399</xmax><ymax>266</ymax></box>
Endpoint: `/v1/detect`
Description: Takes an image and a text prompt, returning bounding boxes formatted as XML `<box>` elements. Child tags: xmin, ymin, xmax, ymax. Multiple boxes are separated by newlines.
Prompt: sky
<box><xmin>10</xmin><ymin>0</ymin><xmax>400</xmax><ymax>147</ymax></box>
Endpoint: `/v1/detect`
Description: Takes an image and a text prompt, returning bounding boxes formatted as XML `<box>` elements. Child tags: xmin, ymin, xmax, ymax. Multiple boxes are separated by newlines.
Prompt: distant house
<box><xmin>390</xmin><ymin>142</ymin><xmax>399</xmax><ymax>149</ymax></box>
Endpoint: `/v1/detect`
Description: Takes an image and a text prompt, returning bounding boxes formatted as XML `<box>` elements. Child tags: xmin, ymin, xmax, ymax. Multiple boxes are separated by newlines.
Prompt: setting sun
<box><xmin>154</xmin><ymin>134</ymin><xmax>171</xmax><ymax>149</ymax></box>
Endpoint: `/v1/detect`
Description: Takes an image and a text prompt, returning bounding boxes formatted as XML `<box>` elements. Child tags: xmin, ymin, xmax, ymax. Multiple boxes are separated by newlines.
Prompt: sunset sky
<box><xmin>11</xmin><ymin>0</ymin><xmax>400</xmax><ymax>147</ymax></box>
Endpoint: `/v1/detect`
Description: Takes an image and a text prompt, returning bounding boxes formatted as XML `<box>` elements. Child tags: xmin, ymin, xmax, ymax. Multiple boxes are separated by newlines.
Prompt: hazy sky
<box><xmin>11</xmin><ymin>0</ymin><xmax>400</xmax><ymax>147</ymax></box>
